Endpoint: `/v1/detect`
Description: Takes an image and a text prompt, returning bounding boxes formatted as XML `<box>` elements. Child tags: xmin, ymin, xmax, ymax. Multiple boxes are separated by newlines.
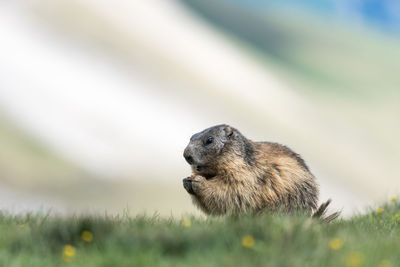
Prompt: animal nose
<box><xmin>185</xmin><ymin>154</ymin><xmax>194</xmax><ymax>165</ymax></box>
<box><xmin>184</xmin><ymin>150</ymin><xmax>194</xmax><ymax>164</ymax></box>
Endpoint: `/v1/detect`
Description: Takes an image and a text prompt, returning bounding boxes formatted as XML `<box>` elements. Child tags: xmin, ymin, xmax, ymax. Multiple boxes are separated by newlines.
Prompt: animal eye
<box><xmin>205</xmin><ymin>136</ymin><xmax>214</xmax><ymax>145</ymax></box>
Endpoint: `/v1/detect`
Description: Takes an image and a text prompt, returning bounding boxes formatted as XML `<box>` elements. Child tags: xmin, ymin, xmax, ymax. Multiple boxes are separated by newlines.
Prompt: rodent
<box><xmin>182</xmin><ymin>124</ymin><xmax>338</xmax><ymax>220</ymax></box>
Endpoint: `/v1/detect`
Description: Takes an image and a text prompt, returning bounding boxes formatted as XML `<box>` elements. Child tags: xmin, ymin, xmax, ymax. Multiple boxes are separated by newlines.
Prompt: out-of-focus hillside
<box><xmin>182</xmin><ymin>0</ymin><xmax>400</xmax><ymax>97</ymax></box>
<box><xmin>0</xmin><ymin>0</ymin><xmax>399</xmax><ymax>216</ymax></box>
<box><xmin>0</xmin><ymin>116</ymin><xmax>195</xmax><ymax>216</ymax></box>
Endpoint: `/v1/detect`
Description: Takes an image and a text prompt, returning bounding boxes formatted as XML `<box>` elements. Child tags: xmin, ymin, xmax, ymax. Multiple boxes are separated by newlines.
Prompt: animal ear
<box><xmin>224</xmin><ymin>126</ymin><xmax>233</xmax><ymax>138</ymax></box>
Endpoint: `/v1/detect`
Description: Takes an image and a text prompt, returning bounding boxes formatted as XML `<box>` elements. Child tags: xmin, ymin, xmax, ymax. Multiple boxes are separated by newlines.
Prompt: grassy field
<box><xmin>1</xmin><ymin>200</ymin><xmax>399</xmax><ymax>267</ymax></box>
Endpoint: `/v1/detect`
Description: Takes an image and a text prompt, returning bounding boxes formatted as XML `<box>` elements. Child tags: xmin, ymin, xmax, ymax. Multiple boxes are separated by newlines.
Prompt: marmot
<box><xmin>182</xmin><ymin>124</ymin><xmax>338</xmax><ymax>220</ymax></box>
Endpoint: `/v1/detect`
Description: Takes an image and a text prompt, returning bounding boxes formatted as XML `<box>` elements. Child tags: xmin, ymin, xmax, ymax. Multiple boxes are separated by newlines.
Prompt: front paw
<box><xmin>191</xmin><ymin>175</ymin><xmax>206</xmax><ymax>193</ymax></box>
<box><xmin>183</xmin><ymin>177</ymin><xmax>195</xmax><ymax>195</ymax></box>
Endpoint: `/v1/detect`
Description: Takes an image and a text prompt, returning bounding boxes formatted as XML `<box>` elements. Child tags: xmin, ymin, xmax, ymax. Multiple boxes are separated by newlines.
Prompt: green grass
<box><xmin>1</xmin><ymin>200</ymin><xmax>400</xmax><ymax>267</ymax></box>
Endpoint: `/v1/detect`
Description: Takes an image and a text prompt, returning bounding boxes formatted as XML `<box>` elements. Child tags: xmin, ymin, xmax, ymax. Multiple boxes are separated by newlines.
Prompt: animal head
<box><xmin>183</xmin><ymin>124</ymin><xmax>252</xmax><ymax>178</ymax></box>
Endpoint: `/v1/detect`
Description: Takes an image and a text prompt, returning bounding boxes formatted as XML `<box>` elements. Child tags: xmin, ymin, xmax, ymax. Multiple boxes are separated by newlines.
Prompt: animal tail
<box><xmin>312</xmin><ymin>199</ymin><xmax>341</xmax><ymax>223</ymax></box>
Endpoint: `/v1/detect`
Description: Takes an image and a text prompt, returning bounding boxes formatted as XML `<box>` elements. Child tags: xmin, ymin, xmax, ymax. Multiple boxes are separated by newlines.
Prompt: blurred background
<box><xmin>0</xmin><ymin>0</ymin><xmax>399</xmax><ymax>217</ymax></box>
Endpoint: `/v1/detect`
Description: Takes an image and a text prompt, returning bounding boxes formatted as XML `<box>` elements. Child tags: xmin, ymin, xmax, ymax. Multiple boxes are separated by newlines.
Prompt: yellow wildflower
<box><xmin>329</xmin><ymin>238</ymin><xmax>343</xmax><ymax>250</ymax></box>
<box><xmin>377</xmin><ymin>208</ymin><xmax>384</xmax><ymax>214</ymax></box>
<box><xmin>182</xmin><ymin>219</ymin><xmax>191</xmax><ymax>228</ymax></box>
<box><xmin>241</xmin><ymin>235</ymin><xmax>255</xmax><ymax>248</ymax></box>
<box><xmin>81</xmin><ymin>230</ymin><xmax>93</xmax><ymax>243</ymax></box>
<box><xmin>378</xmin><ymin>259</ymin><xmax>392</xmax><ymax>267</ymax></box>
<box><xmin>345</xmin><ymin>252</ymin><xmax>364</xmax><ymax>267</ymax></box>
<box><xmin>62</xmin><ymin>244</ymin><xmax>76</xmax><ymax>262</ymax></box>
<box><xmin>391</xmin><ymin>195</ymin><xmax>397</xmax><ymax>202</ymax></box>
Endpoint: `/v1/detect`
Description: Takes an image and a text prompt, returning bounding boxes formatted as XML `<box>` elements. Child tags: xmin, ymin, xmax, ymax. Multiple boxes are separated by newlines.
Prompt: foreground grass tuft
<box><xmin>1</xmin><ymin>200</ymin><xmax>400</xmax><ymax>267</ymax></box>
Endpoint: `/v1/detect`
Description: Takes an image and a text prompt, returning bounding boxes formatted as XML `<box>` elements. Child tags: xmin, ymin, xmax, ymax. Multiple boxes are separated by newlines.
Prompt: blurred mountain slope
<box><xmin>0</xmin><ymin>117</ymin><xmax>195</xmax><ymax>216</ymax></box>
<box><xmin>181</xmin><ymin>0</ymin><xmax>400</xmax><ymax>97</ymax></box>
<box><xmin>0</xmin><ymin>116</ymin><xmax>85</xmax><ymax>188</ymax></box>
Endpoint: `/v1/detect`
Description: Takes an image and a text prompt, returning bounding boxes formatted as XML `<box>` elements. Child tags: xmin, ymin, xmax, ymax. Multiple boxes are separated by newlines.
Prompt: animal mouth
<box><xmin>194</xmin><ymin>165</ymin><xmax>215</xmax><ymax>180</ymax></box>
<box><xmin>195</xmin><ymin>165</ymin><xmax>204</xmax><ymax>172</ymax></box>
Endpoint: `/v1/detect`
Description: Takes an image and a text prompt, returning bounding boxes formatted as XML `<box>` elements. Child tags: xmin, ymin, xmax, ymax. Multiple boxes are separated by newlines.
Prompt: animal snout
<box><xmin>184</xmin><ymin>151</ymin><xmax>194</xmax><ymax>164</ymax></box>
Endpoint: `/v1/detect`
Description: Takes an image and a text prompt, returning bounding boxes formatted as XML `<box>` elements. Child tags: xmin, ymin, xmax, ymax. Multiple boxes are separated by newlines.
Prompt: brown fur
<box><xmin>183</xmin><ymin>125</ymin><xmax>333</xmax><ymax>218</ymax></box>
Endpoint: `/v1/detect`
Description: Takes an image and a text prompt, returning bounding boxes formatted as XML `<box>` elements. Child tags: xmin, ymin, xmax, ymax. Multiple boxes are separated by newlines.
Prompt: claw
<box><xmin>183</xmin><ymin>177</ymin><xmax>195</xmax><ymax>195</ymax></box>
